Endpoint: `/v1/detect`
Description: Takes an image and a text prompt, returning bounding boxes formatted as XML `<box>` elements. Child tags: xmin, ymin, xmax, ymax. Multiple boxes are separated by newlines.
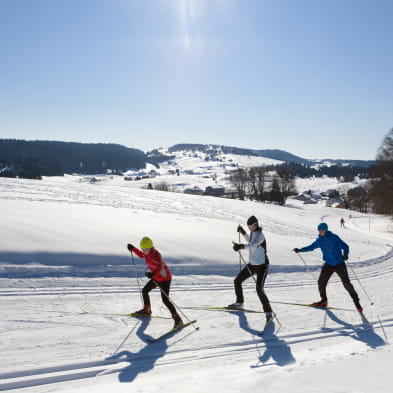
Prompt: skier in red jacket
<box><xmin>127</xmin><ymin>236</ymin><xmax>183</xmax><ymax>328</ymax></box>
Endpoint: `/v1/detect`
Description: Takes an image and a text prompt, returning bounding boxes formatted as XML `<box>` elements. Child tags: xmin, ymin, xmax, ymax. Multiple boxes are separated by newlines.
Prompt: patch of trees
<box><xmin>229</xmin><ymin>166</ymin><xmax>296</xmax><ymax>205</ymax></box>
<box><xmin>263</xmin><ymin>162</ymin><xmax>371</xmax><ymax>182</ymax></box>
<box><xmin>0</xmin><ymin>139</ymin><xmax>146</xmax><ymax>179</ymax></box>
<box><xmin>368</xmin><ymin>128</ymin><xmax>393</xmax><ymax>217</ymax></box>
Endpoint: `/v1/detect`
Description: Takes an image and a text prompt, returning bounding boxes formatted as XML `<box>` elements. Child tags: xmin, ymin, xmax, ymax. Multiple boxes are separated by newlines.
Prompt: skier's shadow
<box><xmin>106</xmin><ymin>318</ymin><xmax>170</xmax><ymax>383</ymax></box>
<box><xmin>322</xmin><ymin>309</ymin><xmax>386</xmax><ymax>348</ymax></box>
<box><xmin>232</xmin><ymin>311</ymin><xmax>296</xmax><ymax>368</ymax></box>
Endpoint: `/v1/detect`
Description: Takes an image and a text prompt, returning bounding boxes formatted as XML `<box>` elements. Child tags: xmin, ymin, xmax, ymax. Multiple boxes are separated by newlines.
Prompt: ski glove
<box><xmin>233</xmin><ymin>243</ymin><xmax>244</xmax><ymax>252</ymax></box>
<box><xmin>237</xmin><ymin>225</ymin><xmax>246</xmax><ymax>235</ymax></box>
<box><xmin>127</xmin><ymin>243</ymin><xmax>134</xmax><ymax>252</ymax></box>
<box><xmin>343</xmin><ymin>254</ymin><xmax>349</xmax><ymax>260</ymax></box>
<box><xmin>293</xmin><ymin>248</ymin><xmax>300</xmax><ymax>253</ymax></box>
<box><xmin>145</xmin><ymin>271</ymin><xmax>153</xmax><ymax>279</ymax></box>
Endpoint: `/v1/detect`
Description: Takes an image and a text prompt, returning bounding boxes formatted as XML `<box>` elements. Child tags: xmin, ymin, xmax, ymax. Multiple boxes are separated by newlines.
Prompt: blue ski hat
<box><xmin>317</xmin><ymin>222</ymin><xmax>328</xmax><ymax>231</ymax></box>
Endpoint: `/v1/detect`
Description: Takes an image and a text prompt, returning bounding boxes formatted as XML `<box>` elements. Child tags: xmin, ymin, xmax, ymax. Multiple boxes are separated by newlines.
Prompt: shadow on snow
<box><xmin>231</xmin><ymin>311</ymin><xmax>296</xmax><ymax>368</ymax></box>
<box><xmin>322</xmin><ymin>309</ymin><xmax>387</xmax><ymax>349</ymax></box>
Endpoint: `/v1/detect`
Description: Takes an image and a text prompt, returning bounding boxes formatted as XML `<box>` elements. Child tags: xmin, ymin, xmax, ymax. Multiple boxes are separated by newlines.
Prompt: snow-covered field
<box><xmin>1</xmin><ymin>175</ymin><xmax>392</xmax><ymax>393</ymax></box>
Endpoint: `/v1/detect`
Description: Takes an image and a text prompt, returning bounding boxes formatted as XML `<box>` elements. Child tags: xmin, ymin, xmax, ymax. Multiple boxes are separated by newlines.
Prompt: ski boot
<box><xmin>172</xmin><ymin>313</ymin><xmax>183</xmax><ymax>329</ymax></box>
<box><xmin>265</xmin><ymin>312</ymin><xmax>274</xmax><ymax>323</ymax></box>
<box><xmin>133</xmin><ymin>305</ymin><xmax>152</xmax><ymax>316</ymax></box>
<box><xmin>354</xmin><ymin>300</ymin><xmax>363</xmax><ymax>312</ymax></box>
<box><xmin>227</xmin><ymin>302</ymin><xmax>244</xmax><ymax>310</ymax></box>
<box><xmin>311</xmin><ymin>300</ymin><xmax>328</xmax><ymax>307</ymax></box>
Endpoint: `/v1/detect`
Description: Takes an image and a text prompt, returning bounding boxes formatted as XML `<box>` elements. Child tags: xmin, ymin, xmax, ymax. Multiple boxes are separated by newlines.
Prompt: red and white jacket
<box><xmin>132</xmin><ymin>247</ymin><xmax>172</xmax><ymax>282</ymax></box>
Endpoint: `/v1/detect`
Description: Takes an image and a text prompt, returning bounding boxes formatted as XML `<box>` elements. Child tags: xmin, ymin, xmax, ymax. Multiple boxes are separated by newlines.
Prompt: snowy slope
<box><xmin>124</xmin><ymin>149</ymin><xmax>284</xmax><ymax>193</ymax></box>
<box><xmin>0</xmin><ymin>176</ymin><xmax>392</xmax><ymax>393</ymax></box>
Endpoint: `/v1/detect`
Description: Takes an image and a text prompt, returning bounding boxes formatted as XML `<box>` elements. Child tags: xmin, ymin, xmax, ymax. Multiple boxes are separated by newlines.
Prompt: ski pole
<box><xmin>151</xmin><ymin>278</ymin><xmax>199</xmax><ymax>331</ymax></box>
<box><xmin>296</xmin><ymin>252</ymin><xmax>317</xmax><ymax>281</ymax></box>
<box><xmin>130</xmin><ymin>252</ymin><xmax>144</xmax><ymax>306</ymax></box>
<box><xmin>112</xmin><ymin>319</ymin><xmax>140</xmax><ymax>356</ymax></box>
<box><xmin>238</xmin><ymin>226</ymin><xmax>242</xmax><ymax>273</ymax></box>
<box><xmin>234</xmin><ymin>242</ymin><xmax>282</xmax><ymax>326</ymax></box>
<box><xmin>348</xmin><ymin>263</ymin><xmax>374</xmax><ymax>305</ymax></box>
<box><xmin>348</xmin><ymin>262</ymin><xmax>388</xmax><ymax>341</ymax></box>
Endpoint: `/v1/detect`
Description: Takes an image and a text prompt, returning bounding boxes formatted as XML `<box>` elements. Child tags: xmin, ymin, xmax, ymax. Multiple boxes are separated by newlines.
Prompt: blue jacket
<box><xmin>300</xmin><ymin>231</ymin><xmax>349</xmax><ymax>267</ymax></box>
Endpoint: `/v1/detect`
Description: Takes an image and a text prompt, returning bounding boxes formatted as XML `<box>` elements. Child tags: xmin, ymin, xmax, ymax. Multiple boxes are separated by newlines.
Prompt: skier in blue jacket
<box><xmin>293</xmin><ymin>223</ymin><xmax>362</xmax><ymax>312</ymax></box>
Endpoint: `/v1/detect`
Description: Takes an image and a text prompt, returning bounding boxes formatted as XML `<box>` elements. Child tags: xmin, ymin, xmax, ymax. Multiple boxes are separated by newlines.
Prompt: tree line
<box><xmin>367</xmin><ymin>128</ymin><xmax>393</xmax><ymax>217</ymax></box>
<box><xmin>228</xmin><ymin>166</ymin><xmax>296</xmax><ymax>205</ymax></box>
<box><xmin>0</xmin><ymin>139</ymin><xmax>146</xmax><ymax>179</ymax></box>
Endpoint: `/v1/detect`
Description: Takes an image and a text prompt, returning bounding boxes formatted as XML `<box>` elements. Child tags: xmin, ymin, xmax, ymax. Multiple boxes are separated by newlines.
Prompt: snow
<box><xmin>0</xmin><ymin>174</ymin><xmax>392</xmax><ymax>393</ymax></box>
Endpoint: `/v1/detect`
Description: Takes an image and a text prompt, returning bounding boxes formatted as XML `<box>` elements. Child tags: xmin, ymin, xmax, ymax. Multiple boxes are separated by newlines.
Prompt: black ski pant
<box><xmin>142</xmin><ymin>279</ymin><xmax>177</xmax><ymax>315</ymax></box>
<box><xmin>318</xmin><ymin>263</ymin><xmax>359</xmax><ymax>303</ymax></box>
<box><xmin>234</xmin><ymin>263</ymin><xmax>272</xmax><ymax>313</ymax></box>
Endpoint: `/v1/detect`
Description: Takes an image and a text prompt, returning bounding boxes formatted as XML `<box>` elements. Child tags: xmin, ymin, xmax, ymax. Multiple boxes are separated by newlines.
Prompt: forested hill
<box><xmin>0</xmin><ymin>140</ymin><xmax>146</xmax><ymax>178</ymax></box>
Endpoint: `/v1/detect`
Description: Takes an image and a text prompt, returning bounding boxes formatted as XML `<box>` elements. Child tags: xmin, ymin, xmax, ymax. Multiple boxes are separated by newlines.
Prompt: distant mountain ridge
<box><xmin>0</xmin><ymin>139</ymin><xmax>146</xmax><ymax>178</ymax></box>
<box><xmin>167</xmin><ymin>143</ymin><xmax>374</xmax><ymax>167</ymax></box>
<box><xmin>0</xmin><ymin>139</ymin><xmax>375</xmax><ymax>180</ymax></box>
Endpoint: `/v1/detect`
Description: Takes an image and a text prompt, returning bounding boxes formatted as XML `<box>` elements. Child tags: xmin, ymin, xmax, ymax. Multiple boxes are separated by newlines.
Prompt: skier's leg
<box><xmin>335</xmin><ymin>263</ymin><xmax>360</xmax><ymax>302</ymax></box>
<box><xmin>234</xmin><ymin>264</ymin><xmax>253</xmax><ymax>303</ymax></box>
<box><xmin>157</xmin><ymin>280</ymin><xmax>177</xmax><ymax>315</ymax></box>
<box><xmin>255</xmin><ymin>264</ymin><xmax>272</xmax><ymax>313</ymax></box>
<box><xmin>142</xmin><ymin>279</ymin><xmax>156</xmax><ymax>306</ymax></box>
<box><xmin>318</xmin><ymin>264</ymin><xmax>334</xmax><ymax>302</ymax></box>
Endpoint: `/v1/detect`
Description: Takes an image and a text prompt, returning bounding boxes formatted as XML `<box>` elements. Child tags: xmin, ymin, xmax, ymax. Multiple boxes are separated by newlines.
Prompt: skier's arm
<box><xmin>334</xmin><ymin>235</ymin><xmax>349</xmax><ymax>256</ymax></box>
<box><xmin>300</xmin><ymin>239</ymin><xmax>320</xmax><ymax>252</ymax></box>
<box><xmin>243</xmin><ymin>231</ymin><xmax>264</xmax><ymax>252</ymax></box>
<box><xmin>131</xmin><ymin>247</ymin><xmax>145</xmax><ymax>259</ymax></box>
<box><xmin>149</xmin><ymin>254</ymin><xmax>165</xmax><ymax>277</ymax></box>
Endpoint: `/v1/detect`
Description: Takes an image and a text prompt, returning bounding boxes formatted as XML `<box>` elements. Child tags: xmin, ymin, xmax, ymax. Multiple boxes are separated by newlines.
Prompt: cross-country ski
<box><xmin>146</xmin><ymin>320</ymin><xmax>198</xmax><ymax>343</ymax></box>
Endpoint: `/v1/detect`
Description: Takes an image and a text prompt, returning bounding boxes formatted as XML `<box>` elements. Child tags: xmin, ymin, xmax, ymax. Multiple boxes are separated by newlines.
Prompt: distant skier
<box><xmin>340</xmin><ymin>217</ymin><xmax>345</xmax><ymax>228</ymax></box>
<box><xmin>127</xmin><ymin>237</ymin><xmax>183</xmax><ymax>328</ymax></box>
<box><xmin>293</xmin><ymin>223</ymin><xmax>362</xmax><ymax>311</ymax></box>
<box><xmin>229</xmin><ymin>215</ymin><xmax>273</xmax><ymax>322</ymax></box>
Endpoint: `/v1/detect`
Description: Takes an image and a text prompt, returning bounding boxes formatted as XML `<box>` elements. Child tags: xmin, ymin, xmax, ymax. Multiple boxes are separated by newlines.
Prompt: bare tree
<box><xmin>229</xmin><ymin>168</ymin><xmax>248</xmax><ymax>200</ymax></box>
<box><xmin>369</xmin><ymin>128</ymin><xmax>393</xmax><ymax>216</ymax></box>
<box><xmin>278</xmin><ymin>172</ymin><xmax>296</xmax><ymax>204</ymax></box>
<box><xmin>247</xmin><ymin>166</ymin><xmax>267</xmax><ymax>201</ymax></box>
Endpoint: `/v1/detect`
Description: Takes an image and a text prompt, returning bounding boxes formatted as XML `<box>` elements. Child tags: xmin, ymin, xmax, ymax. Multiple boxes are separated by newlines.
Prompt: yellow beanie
<box><xmin>140</xmin><ymin>236</ymin><xmax>154</xmax><ymax>249</ymax></box>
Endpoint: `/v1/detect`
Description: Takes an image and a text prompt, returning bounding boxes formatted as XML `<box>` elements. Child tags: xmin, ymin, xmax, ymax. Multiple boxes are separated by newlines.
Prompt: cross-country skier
<box><xmin>293</xmin><ymin>222</ymin><xmax>362</xmax><ymax>311</ymax></box>
<box><xmin>127</xmin><ymin>237</ymin><xmax>183</xmax><ymax>328</ymax></box>
<box><xmin>229</xmin><ymin>215</ymin><xmax>274</xmax><ymax>322</ymax></box>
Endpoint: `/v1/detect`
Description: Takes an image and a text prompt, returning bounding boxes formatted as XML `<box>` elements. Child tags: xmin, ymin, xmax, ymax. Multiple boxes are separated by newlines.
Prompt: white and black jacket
<box><xmin>241</xmin><ymin>228</ymin><xmax>268</xmax><ymax>265</ymax></box>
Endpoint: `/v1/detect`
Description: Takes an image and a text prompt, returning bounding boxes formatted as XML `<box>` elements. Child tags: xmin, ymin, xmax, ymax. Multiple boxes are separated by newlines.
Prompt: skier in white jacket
<box><xmin>229</xmin><ymin>215</ymin><xmax>273</xmax><ymax>322</ymax></box>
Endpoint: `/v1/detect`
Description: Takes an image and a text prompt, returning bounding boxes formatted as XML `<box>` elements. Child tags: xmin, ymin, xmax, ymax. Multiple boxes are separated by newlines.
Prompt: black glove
<box><xmin>237</xmin><ymin>225</ymin><xmax>246</xmax><ymax>235</ymax></box>
<box><xmin>293</xmin><ymin>248</ymin><xmax>300</xmax><ymax>253</ymax></box>
<box><xmin>145</xmin><ymin>271</ymin><xmax>153</xmax><ymax>278</ymax></box>
<box><xmin>127</xmin><ymin>243</ymin><xmax>134</xmax><ymax>252</ymax></box>
<box><xmin>233</xmin><ymin>243</ymin><xmax>244</xmax><ymax>252</ymax></box>
<box><xmin>343</xmin><ymin>254</ymin><xmax>348</xmax><ymax>260</ymax></box>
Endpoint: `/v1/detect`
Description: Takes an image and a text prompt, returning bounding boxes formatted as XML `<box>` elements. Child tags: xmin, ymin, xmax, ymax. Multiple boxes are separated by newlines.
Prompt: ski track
<box><xmin>0</xmin><ymin>317</ymin><xmax>391</xmax><ymax>391</ymax></box>
<box><xmin>1</xmin><ymin>178</ymin><xmax>393</xmax><ymax>391</ymax></box>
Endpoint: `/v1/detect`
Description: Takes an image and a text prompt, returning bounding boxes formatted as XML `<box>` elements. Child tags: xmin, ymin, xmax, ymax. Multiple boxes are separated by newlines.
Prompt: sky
<box><xmin>0</xmin><ymin>0</ymin><xmax>392</xmax><ymax>160</ymax></box>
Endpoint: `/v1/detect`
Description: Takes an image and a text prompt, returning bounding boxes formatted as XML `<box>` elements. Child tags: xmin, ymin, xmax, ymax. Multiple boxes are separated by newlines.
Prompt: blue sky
<box><xmin>0</xmin><ymin>0</ymin><xmax>392</xmax><ymax>160</ymax></box>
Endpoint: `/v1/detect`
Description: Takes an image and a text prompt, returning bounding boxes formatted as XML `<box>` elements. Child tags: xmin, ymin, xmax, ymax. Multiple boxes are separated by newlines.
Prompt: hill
<box><xmin>0</xmin><ymin>175</ymin><xmax>391</xmax><ymax>392</ymax></box>
<box><xmin>167</xmin><ymin>143</ymin><xmax>374</xmax><ymax>167</ymax></box>
<box><xmin>0</xmin><ymin>139</ymin><xmax>146</xmax><ymax>178</ymax></box>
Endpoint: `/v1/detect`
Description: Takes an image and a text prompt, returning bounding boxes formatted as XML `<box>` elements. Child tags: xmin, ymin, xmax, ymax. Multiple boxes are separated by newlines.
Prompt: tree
<box><xmin>347</xmin><ymin>186</ymin><xmax>370</xmax><ymax>213</ymax></box>
<box><xmin>229</xmin><ymin>168</ymin><xmax>248</xmax><ymax>200</ymax></box>
<box><xmin>247</xmin><ymin>167</ymin><xmax>267</xmax><ymax>201</ymax></box>
<box><xmin>278</xmin><ymin>172</ymin><xmax>297</xmax><ymax>204</ymax></box>
<box><xmin>267</xmin><ymin>175</ymin><xmax>282</xmax><ymax>204</ymax></box>
<box><xmin>368</xmin><ymin>128</ymin><xmax>393</xmax><ymax>216</ymax></box>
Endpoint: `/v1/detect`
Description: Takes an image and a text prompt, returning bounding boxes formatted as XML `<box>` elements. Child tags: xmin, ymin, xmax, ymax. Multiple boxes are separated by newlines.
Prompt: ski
<box><xmin>183</xmin><ymin>306</ymin><xmax>265</xmax><ymax>314</ymax></box>
<box><xmin>270</xmin><ymin>301</ymin><xmax>356</xmax><ymax>312</ymax></box>
<box><xmin>259</xmin><ymin>313</ymin><xmax>276</xmax><ymax>337</ymax></box>
<box><xmin>80</xmin><ymin>309</ymin><xmax>171</xmax><ymax>319</ymax></box>
<box><xmin>147</xmin><ymin>320</ymin><xmax>198</xmax><ymax>343</ymax></box>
